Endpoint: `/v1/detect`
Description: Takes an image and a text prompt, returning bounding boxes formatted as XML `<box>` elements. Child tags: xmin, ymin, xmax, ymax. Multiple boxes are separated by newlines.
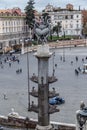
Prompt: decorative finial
<box><xmin>34</xmin><ymin>17</ymin><xmax>50</xmax><ymax>44</ymax></box>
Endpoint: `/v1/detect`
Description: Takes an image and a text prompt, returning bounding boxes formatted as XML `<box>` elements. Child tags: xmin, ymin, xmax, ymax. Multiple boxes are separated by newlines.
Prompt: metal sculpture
<box><xmin>34</xmin><ymin>18</ymin><xmax>50</xmax><ymax>44</ymax></box>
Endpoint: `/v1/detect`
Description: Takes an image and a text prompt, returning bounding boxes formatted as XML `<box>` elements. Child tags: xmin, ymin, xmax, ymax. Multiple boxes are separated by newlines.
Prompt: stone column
<box><xmin>35</xmin><ymin>44</ymin><xmax>53</xmax><ymax>130</ymax></box>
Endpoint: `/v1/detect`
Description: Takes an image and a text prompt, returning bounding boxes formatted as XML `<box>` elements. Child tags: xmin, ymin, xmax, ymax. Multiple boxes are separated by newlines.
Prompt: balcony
<box><xmin>30</xmin><ymin>75</ymin><xmax>58</xmax><ymax>84</ymax></box>
<box><xmin>49</xmin><ymin>105</ymin><xmax>60</xmax><ymax>114</ymax></box>
<box><xmin>30</xmin><ymin>87</ymin><xmax>59</xmax><ymax>98</ymax></box>
<box><xmin>30</xmin><ymin>102</ymin><xmax>60</xmax><ymax>114</ymax></box>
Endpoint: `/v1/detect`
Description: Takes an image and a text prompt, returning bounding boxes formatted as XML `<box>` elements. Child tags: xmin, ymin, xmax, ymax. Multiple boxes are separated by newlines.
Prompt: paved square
<box><xmin>0</xmin><ymin>46</ymin><xmax>87</xmax><ymax>125</ymax></box>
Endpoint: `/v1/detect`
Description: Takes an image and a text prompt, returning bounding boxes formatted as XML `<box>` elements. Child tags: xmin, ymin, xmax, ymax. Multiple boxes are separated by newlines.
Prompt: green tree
<box><xmin>82</xmin><ymin>23</ymin><xmax>87</xmax><ymax>37</ymax></box>
<box><xmin>25</xmin><ymin>0</ymin><xmax>35</xmax><ymax>29</ymax></box>
<box><xmin>53</xmin><ymin>22</ymin><xmax>61</xmax><ymax>37</ymax></box>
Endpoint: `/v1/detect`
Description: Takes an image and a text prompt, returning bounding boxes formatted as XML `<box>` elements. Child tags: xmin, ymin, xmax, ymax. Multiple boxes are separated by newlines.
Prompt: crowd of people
<box><xmin>52</xmin><ymin>52</ymin><xmax>87</xmax><ymax>77</ymax></box>
<box><xmin>0</xmin><ymin>53</ymin><xmax>22</xmax><ymax>74</ymax></box>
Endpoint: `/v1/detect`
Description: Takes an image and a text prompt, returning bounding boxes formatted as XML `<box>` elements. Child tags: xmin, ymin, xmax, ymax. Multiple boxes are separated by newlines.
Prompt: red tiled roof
<box><xmin>0</xmin><ymin>8</ymin><xmax>25</xmax><ymax>16</ymax></box>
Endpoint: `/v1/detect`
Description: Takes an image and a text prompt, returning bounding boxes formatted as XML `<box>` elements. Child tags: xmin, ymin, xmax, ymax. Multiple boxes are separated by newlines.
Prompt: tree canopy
<box><xmin>25</xmin><ymin>0</ymin><xmax>35</xmax><ymax>29</ymax></box>
<box><xmin>82</xmin><ymin>23</ymin><xmax>87</xmax><ymax>37</ymax></box>
<box><xmin>53</xmin><ymin>22</ymin><xmax>61</xmax><ymax>37</ymax></box>
<box><xmin>42</xmin><ymin>12</ymin><xmax>50</xmax><ymax>23</ymax></box>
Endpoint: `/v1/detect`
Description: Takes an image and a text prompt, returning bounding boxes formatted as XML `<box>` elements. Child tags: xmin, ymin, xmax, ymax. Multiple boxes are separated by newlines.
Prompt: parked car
<box><xmin>82</xmin><ymin>64</ymin><xmax>87</xmax><ymax>73</ymax></box>
<box><xmin>9</xmin><ymin>50</ymin><xmax>16</xmax><ymax>54</ymax></box>
<box><xmin>0</xmin><ymin>126</ymin><xmax>3</xmax><ymax>130</ymax></box>
<box><xmin>49</xmin><ymin>96</ymin><xmax>65</xmax><ymax>105</ymax></box>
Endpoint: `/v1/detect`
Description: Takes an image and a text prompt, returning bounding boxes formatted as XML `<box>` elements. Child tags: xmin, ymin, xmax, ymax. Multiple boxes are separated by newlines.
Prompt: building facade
<box><xmin>42</xmin><ymin>4</ymin><xmax>82</xmax><ymax>37</ymax></box>
<box><xmin>0</xmin><ymin>8</ymin><xmax>30</xmax><ymax>49</ymax></box>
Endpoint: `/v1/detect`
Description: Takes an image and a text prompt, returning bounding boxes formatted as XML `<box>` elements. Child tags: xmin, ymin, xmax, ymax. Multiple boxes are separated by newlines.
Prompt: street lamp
<box><xmin>63</xmin><ymin>44</ymin><xmax>65</xmax><ymax>62</ymax></box>
<box><xmin>20</xmin><ymin>38</ymin><xmax>24</xmax><ymax>54</ymax></box>
<box><xmin>25</xmin><ymin>117</ymin><xmax>29</xmax><ymax>130</ymax></box>
<box><xmin>70</xmin><ymin>38</ymin><xmax>73</xmax><ymax>50</ymax></box>
<box><xmin>52</xmin><ymin>52</ymin><xmax>55</xmax><ymax>76</ymax></box>
<box><xmin>62</xmin><ymin>27</ymin><xmax>65</xmax><ymax>62</ymax></box>
<box><xmin>25</xmin><ymin>39</ymin><xmax>30</xmax><ymax>111</ymax></box>
<box><xmin>63</xmin><ymin>27</ymin><xmax>65</xmax><ymax>39</ymax></box>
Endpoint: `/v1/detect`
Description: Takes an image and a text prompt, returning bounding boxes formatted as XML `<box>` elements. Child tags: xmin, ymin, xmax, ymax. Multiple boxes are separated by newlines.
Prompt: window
<box><xmin>54</xmin><ymin>15</ymin><xmax>58</xmax><ymax>20</ymax></box>
<box><xmin>1</xmin><ymin>12</ymin><xmax>3</xmax><ymax>16</ymax></box>
<box><xmin>65</xmin><ymin>15</ymin><xmax>68</xmax><ymax>19</ymax></box>
<box><xmin>71</xmin><ymin>15</ymin><xmax>73</xmax><ymax>19</ymax></box>
<box><xmin>9</xmin><ymin>21</ymin><xmax>10</xmax><ymax>26</ymax></box>
<box><xmin>65</xmin><ymin>30</ymin><xmax>68</xmax><ymax>34</ymax></box>
<box><xmin>70</xmin><ymin>24</ymin><xmax>73</xmax><ymax>28</ymax></box>
<box><xmin>58</xmin><ymin>15</ymin><xmax>63</xmax><ymax>19</ymax></box>
<box><xmin>77</xmin><ymin>15</ymin><xmax>79</xmax><ymax>18</ymax></box>
<box><xmin>70</xmin><ymin>30</ymin><xmax>73</xmax><ymax>34</ymax></box>
<box><xmin>76</xmin><ymin>24</ymin><xmax>79</xmax><ymax>28</ymax></box>
<box><xmin>65</xmin><ymin>25</ymin><xmax>68</xmax><ymax>28</ymax></box>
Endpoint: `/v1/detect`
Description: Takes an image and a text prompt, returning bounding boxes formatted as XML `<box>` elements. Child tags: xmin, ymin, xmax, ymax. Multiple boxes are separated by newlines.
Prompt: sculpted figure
<box><xmin>34</xmin><ymin>18</ymin><xmax>50</xmax><ymax>44</ymax></box>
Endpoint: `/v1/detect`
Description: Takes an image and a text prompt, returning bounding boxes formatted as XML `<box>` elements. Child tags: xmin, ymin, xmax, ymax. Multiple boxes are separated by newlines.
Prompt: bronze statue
<box><xmin>34</xmin><ymin>18</ymin><xmax>50</xmax><ymax>44</ymax></box>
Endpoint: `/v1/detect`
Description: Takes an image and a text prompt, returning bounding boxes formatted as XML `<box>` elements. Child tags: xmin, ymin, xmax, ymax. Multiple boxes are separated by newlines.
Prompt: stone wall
<box><xmin>0</xmin><ymin>115</ymin><xmax>76</xmax><ymax>130</ymax></box>
<box><xmin>51</xmin><ymin>122</ymin><xmax>76</xmax><ymax>130</ymax></box>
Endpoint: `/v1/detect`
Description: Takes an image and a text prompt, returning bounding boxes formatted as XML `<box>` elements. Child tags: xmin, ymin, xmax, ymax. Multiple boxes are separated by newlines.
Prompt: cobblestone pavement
<box><xmin>0</xmin><ymin>46</ymin><xmax>87</xmax><ymax>129</ymax></box>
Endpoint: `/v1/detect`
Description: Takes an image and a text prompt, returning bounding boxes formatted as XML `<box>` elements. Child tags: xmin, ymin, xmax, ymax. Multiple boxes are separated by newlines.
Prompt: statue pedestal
<box><xmin>35</xmin><ymin>44</ymin><xmax>52</xmax><ymax>57</ymax></box>
<box><xmin>35</xmin><ymin>124</ymin><xmax>53</xmax><ymax>130</ymax></box>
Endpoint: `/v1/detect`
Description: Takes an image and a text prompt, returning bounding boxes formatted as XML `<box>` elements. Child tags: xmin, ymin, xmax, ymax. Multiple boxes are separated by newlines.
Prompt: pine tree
<box><xmin>25</xmin><ymin>0</ymin><xmax>35</xmax><ymax>29</ymax></box>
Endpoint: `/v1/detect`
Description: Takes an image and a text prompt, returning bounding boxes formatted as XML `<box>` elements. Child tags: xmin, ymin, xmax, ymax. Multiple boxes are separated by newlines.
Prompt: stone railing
<box><xmin>0</xmin><ymin>114</ymin><xmax>76</xmax><ymax>130</ymax></box>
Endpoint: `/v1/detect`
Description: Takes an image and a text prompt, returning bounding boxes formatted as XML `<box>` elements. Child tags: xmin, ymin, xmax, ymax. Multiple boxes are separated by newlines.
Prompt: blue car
<box><xmin>49</xmin><ymin>96</ymin><xmax>65</xmax><ymax>105</ymax></box>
